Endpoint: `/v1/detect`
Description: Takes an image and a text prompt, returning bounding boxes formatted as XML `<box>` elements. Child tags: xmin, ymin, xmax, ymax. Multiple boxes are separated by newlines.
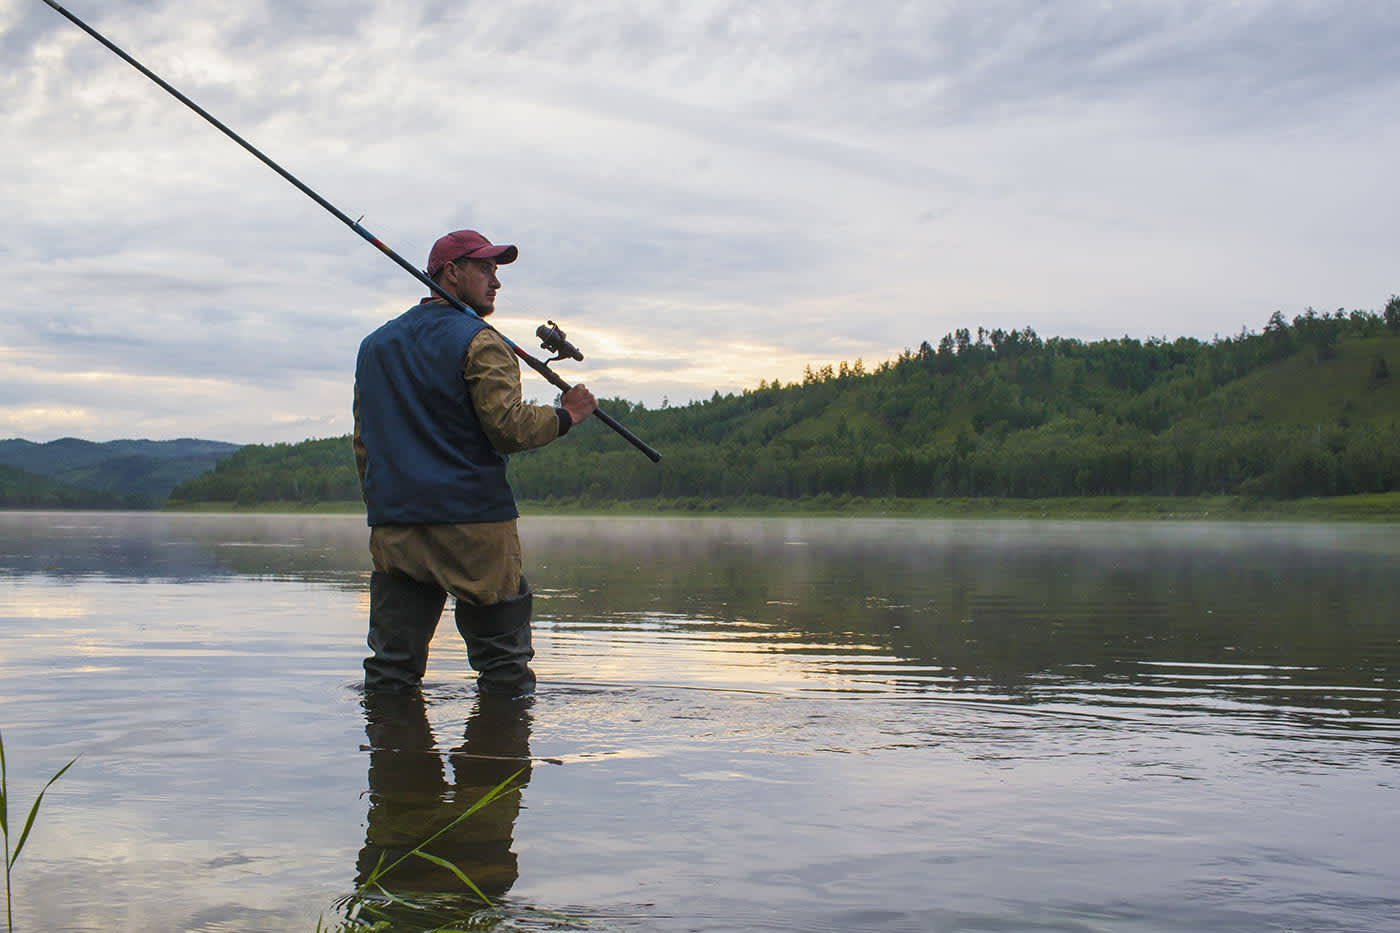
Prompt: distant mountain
<box><xmin>0</xmin><ymin>438</ymin><xmax>243</xmax><ymax>508</ymax></box>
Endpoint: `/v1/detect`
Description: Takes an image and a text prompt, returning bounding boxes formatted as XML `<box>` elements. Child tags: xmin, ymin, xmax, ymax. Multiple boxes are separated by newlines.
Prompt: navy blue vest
<box><xmin>356</xmin><ymin>302</ymin><xmax>518</xmax><ymax>526</ymax></box>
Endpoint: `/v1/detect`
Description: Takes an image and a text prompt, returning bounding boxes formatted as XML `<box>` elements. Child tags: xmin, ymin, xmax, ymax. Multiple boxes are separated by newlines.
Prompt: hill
<box><xmin>0</xmin><ymin>437</ymin><xmax>243</xmax><ymax>508</ymax></box>
<box><xmin>168</xmin><ymin>303</ymin><xmax>1400</xmax><ymax>508</ymax></box>
<box><xmin>0</xmin><ymin>462</ymin><xmax>145</xmax><ymax>509</ymax></box>
<box><xmin>167</xmin><ymin>436</ymin><xmax>361</xmax><ymax>506</ymax></box>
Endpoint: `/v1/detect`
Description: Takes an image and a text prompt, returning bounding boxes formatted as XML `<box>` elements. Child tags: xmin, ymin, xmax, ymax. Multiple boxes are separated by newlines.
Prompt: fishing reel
<box><xmin>536</xmin><ymin>320</ymin><xmax>584</xmax><ymax>363</ymax></box>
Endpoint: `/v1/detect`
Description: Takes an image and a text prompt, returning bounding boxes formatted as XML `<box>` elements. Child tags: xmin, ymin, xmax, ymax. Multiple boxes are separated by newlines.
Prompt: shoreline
<box><xmin>149</xmin><ymin>492</ymin><xmax>1400</xmax><ymax>522</ymax></box>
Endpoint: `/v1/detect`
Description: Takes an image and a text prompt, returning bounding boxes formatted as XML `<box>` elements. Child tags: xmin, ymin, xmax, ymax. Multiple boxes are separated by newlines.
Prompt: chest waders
<box><xmin>365</xmin><ymin>573</ymin><xmax>535</xmax><ymax>698</ymax></box>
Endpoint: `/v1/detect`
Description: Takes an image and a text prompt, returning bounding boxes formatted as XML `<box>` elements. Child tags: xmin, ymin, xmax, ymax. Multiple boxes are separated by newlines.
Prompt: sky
<box><xmin>3</xmin><ymin>0</ymin><xmax>1398</xmax><ymax>444</ymax></box>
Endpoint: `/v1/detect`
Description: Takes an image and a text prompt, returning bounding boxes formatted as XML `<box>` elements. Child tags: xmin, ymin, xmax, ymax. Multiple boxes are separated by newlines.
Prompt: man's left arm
<box><xmin>463</xmin><ymin>329</ymin><xmax>570</xmax><ymax>453</ymax></box>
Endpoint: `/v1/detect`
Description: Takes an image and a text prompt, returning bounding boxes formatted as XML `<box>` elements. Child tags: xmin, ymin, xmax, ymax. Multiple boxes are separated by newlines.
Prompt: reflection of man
<box><xmin>353</xmin><ymin>229</ymin><xmax>597</xmax><ymax>697</ymax></box>
<box><xmin>357</xmin><ymin>692</ymin><xmax>534</xmax><ymax>902</ymax></box>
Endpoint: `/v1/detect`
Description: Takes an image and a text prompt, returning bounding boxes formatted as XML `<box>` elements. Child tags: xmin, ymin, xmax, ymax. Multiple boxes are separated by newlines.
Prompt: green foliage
<box><xmin>168</xmin><ymin>437</ymin><xmax>360</xmax><ymax>506</ymax></box>
<box><xmin>0</xmin><ymin>464</ymin><xmax>143</xmax><ymax>510</ymax></box>
<box><xmin>171</xmin><ymin>304</ymin><xmax>1400</xmax><ymax>506</ymax></box>
<box><xmin>1</xmin><ymin>729</ymin><xmax>77</xmax><ymax>933</ymax></box>
<box><xmin>1373</xmin><ymin>353</ymin><xmax>1391</xmax><ymax>384</ymax></box>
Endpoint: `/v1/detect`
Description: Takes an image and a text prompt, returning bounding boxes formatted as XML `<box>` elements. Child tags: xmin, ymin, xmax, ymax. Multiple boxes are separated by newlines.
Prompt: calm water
<box><xmin>1</xmin><ymin>512</ymin><xmax>1398</xmax><ymax>932</ymax></box>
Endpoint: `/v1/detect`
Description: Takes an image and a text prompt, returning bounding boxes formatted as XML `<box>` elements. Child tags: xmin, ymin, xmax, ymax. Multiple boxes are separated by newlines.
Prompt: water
<box><xmin>1</xmin><ymin>512</ymin><xmax>1397</xmax><ymax>931</ymax></box>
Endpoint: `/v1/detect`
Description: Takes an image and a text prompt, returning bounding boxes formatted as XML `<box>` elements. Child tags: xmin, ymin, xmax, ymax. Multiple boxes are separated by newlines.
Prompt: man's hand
<box><xmin>560</xmin><ymin>384</ymin><xmax>598</xmax><ymax>425</ymax></box>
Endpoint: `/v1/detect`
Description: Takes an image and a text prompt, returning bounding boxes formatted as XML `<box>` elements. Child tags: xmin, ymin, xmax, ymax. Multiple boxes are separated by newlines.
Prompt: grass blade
<box><xmin>374</xmin><ymin>767</ymin><xmax>525</xmax><ymax>881</ymax></box>
<box><xmin>1</xmin><ymin>728</ymin><xmax>9</xmax><ymax>841</ymax></box>
<box><xmin>10</xmin><ymin>757</ymin><xmax>77</xmax><ymax>865</ymax></box>
<box><xmin>360</xmin><ymin>851</ymin><xmax>388</xmax><ymax>887</ymax></box>
<box><xmin>411</xmin><ymin>849</ymin><xmax>492</xmax><ymax>906</ymax></box>
<box><xmin>336</xmin><ymin>767</ymin><xmax>526</xmax><ymax>929</ymax></box>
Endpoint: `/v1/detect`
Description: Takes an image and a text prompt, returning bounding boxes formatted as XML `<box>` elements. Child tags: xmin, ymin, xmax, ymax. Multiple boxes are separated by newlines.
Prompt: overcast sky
<box><xmin>3</xmin><ymin>0</ymin><xmax>1398</xmax><ymax>444</ymax></box>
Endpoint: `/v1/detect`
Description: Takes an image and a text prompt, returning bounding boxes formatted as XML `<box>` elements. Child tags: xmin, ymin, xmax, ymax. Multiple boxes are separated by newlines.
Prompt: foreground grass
<box><xmin>2</xmin><ymin>730</ymin><xmax>76</xmax><ymax>933</ymax></box>
<box><xmin>167</xmin><ymin>492</ymin><xmax>1400</xmax><ymax>522</ymax></box>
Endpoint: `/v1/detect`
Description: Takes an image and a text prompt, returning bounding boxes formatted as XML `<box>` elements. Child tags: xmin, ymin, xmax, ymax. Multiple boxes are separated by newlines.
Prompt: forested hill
<box><xmin>0</xmin><ymin>437</ymin><xmax>242</xmax><ymax>509</ymax></box>
<box><xmin>168</xmin><ymin>303</ymin><xmax>1400</xmax><ymax>507</ymax></box>
<box><xmin>0</xmin><ymin>463</ymin><xmax>143</xmax><ymax>509</ymax></box>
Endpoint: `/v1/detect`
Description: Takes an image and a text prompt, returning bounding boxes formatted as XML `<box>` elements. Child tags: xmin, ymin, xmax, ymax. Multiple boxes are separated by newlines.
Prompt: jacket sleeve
<box><xmin>462</xmin><ymin>328</ymin><xmax>564</xmax><ymax>453</ymax></box>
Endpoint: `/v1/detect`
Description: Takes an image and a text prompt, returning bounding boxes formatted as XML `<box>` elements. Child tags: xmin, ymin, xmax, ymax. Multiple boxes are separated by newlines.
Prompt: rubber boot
<box><xmin>454</xmin><ymin>577</ymin><xmax>536</xmax><ymax>698</ymax></box>
<box><xmin>364</xmin><ymin>570</ymin><xmax>448</xmax><ymax>694</ymax></box>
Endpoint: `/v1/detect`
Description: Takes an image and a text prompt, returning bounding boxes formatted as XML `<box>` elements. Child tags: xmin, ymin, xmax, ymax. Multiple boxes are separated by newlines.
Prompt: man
<box><xmin>353</xmin><ymin>229</ymin><xmax>596</xmax><ymax>696</ymax></box>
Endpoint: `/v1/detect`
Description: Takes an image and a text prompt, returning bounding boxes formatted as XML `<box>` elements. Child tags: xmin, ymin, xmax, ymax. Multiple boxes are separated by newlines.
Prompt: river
<box><xmin>1</xmin><ymin>512</ymin><xmax>1397</xmax><ymax>931</ymax></box>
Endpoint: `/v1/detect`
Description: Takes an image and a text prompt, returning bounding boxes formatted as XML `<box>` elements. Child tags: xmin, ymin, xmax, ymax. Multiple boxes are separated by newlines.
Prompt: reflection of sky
<box><xmin>541</xmin><ymin>615</ymin><xmax>893</xmax><ymax>695</ymax></box>
<box><xmin>2</xmin><ymin>589</ymin><xmax>89</xmax><ymax>618</ymax></box>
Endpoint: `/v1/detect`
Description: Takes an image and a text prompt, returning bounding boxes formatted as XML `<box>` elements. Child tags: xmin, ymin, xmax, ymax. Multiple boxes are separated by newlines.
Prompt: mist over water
<box><xmin>1</xmin><ymin>512</ymin><xmax>1397</xmax><ymax>931</ymax></box>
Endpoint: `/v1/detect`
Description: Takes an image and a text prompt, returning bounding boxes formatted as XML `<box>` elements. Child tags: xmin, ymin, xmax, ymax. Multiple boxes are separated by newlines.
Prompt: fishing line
<box><xmin>40</xmin><ymin>0</ymin><xmax>660</xmax><ymax>462</ymax></box>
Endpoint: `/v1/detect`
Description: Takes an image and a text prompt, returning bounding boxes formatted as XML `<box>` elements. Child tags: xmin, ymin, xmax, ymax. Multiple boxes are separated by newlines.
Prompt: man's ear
<box><xmin>436</xmin><ymin>261</ymin><xmax>459</xmax><ymax>290</ymax></box>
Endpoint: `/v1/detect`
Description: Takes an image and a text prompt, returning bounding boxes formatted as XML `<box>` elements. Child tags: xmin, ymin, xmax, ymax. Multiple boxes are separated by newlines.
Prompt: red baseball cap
<box><xmin>425</xmin><ymin>230</ymin><xmax>518</xmax><ymax>277</ymax></box>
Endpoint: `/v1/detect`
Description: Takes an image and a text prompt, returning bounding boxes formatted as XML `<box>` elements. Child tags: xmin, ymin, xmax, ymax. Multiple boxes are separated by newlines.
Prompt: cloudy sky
<box><xmin>3</xmin><ymin>0</ymin><xmax>1398</xmax><ymax>444</ymax></box>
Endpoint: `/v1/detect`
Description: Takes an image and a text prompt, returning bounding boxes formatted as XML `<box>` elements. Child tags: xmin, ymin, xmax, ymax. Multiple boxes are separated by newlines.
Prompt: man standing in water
<box><xmin>353</xmin><ymin>229</ymin><xmax>597</xmax><ymax>696</ymax></box>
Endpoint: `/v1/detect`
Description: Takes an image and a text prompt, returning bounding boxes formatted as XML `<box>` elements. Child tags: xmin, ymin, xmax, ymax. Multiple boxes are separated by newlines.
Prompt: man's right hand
<box><xmin>560</xmin><ymin>384</ymin><xmax>598</xmax><ymax>424</ymax></box>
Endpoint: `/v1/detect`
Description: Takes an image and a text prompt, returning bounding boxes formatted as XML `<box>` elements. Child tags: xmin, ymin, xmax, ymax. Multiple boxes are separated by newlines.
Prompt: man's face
<box><xmin>446</xmin><ymin>258</ymin><xmax>500</xmax><ymax>315</ymax></box>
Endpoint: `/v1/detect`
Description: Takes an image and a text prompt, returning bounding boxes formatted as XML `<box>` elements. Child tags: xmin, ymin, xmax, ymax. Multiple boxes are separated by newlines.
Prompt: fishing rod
<box><xmin>40</xmin><ymin>0</ymin><xmax>661</xmax><ymax>463</ymax></box>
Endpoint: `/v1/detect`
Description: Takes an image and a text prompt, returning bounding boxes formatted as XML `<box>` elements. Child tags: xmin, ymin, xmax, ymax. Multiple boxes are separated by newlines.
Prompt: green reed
<box><xmin>322</xmin><ymin>767</ymin><xmax>528</xmax><ymax>932</ymax></box>
<box><xmin>0</xmin><ymin>730</ymin><xmax>77</xmax><ymax>933</ymax></box>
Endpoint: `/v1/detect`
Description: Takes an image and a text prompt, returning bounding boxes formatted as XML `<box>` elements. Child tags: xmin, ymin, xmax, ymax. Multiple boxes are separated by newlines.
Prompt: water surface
<box><xmin>1</xmin><ymin>512</ymin><xmax>1397</xmax><ymax>931</ymax></box>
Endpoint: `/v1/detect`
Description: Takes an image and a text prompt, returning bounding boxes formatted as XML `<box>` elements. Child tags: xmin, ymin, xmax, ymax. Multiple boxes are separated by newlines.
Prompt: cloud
<box><xmin>3</xmin><ymin>0</ymin><xmax>1398</xmax><ymax>442</ymax></box>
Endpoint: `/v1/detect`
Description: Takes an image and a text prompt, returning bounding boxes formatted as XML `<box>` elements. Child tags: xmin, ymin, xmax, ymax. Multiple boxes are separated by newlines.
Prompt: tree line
<box><xmin>0</xmin><ymin>464</ymin><xmax>153</xmax><ymax>509</ymax></box>
<box><xmin>168</xmin><ymin>299</ymin><xmax>1400</xmax><ymax>506</ymax></box>
<box><xmin>168</xmin><ymin>436</ymin><xmax>361</xmax><ymax>506</ymax></box>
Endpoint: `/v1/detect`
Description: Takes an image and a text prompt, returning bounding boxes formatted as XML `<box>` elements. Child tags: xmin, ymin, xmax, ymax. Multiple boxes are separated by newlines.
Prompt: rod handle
<box><xmin>515</xmin><ymin>349</ymin><xmax>662</xmax><ymax>462</ymax></box>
